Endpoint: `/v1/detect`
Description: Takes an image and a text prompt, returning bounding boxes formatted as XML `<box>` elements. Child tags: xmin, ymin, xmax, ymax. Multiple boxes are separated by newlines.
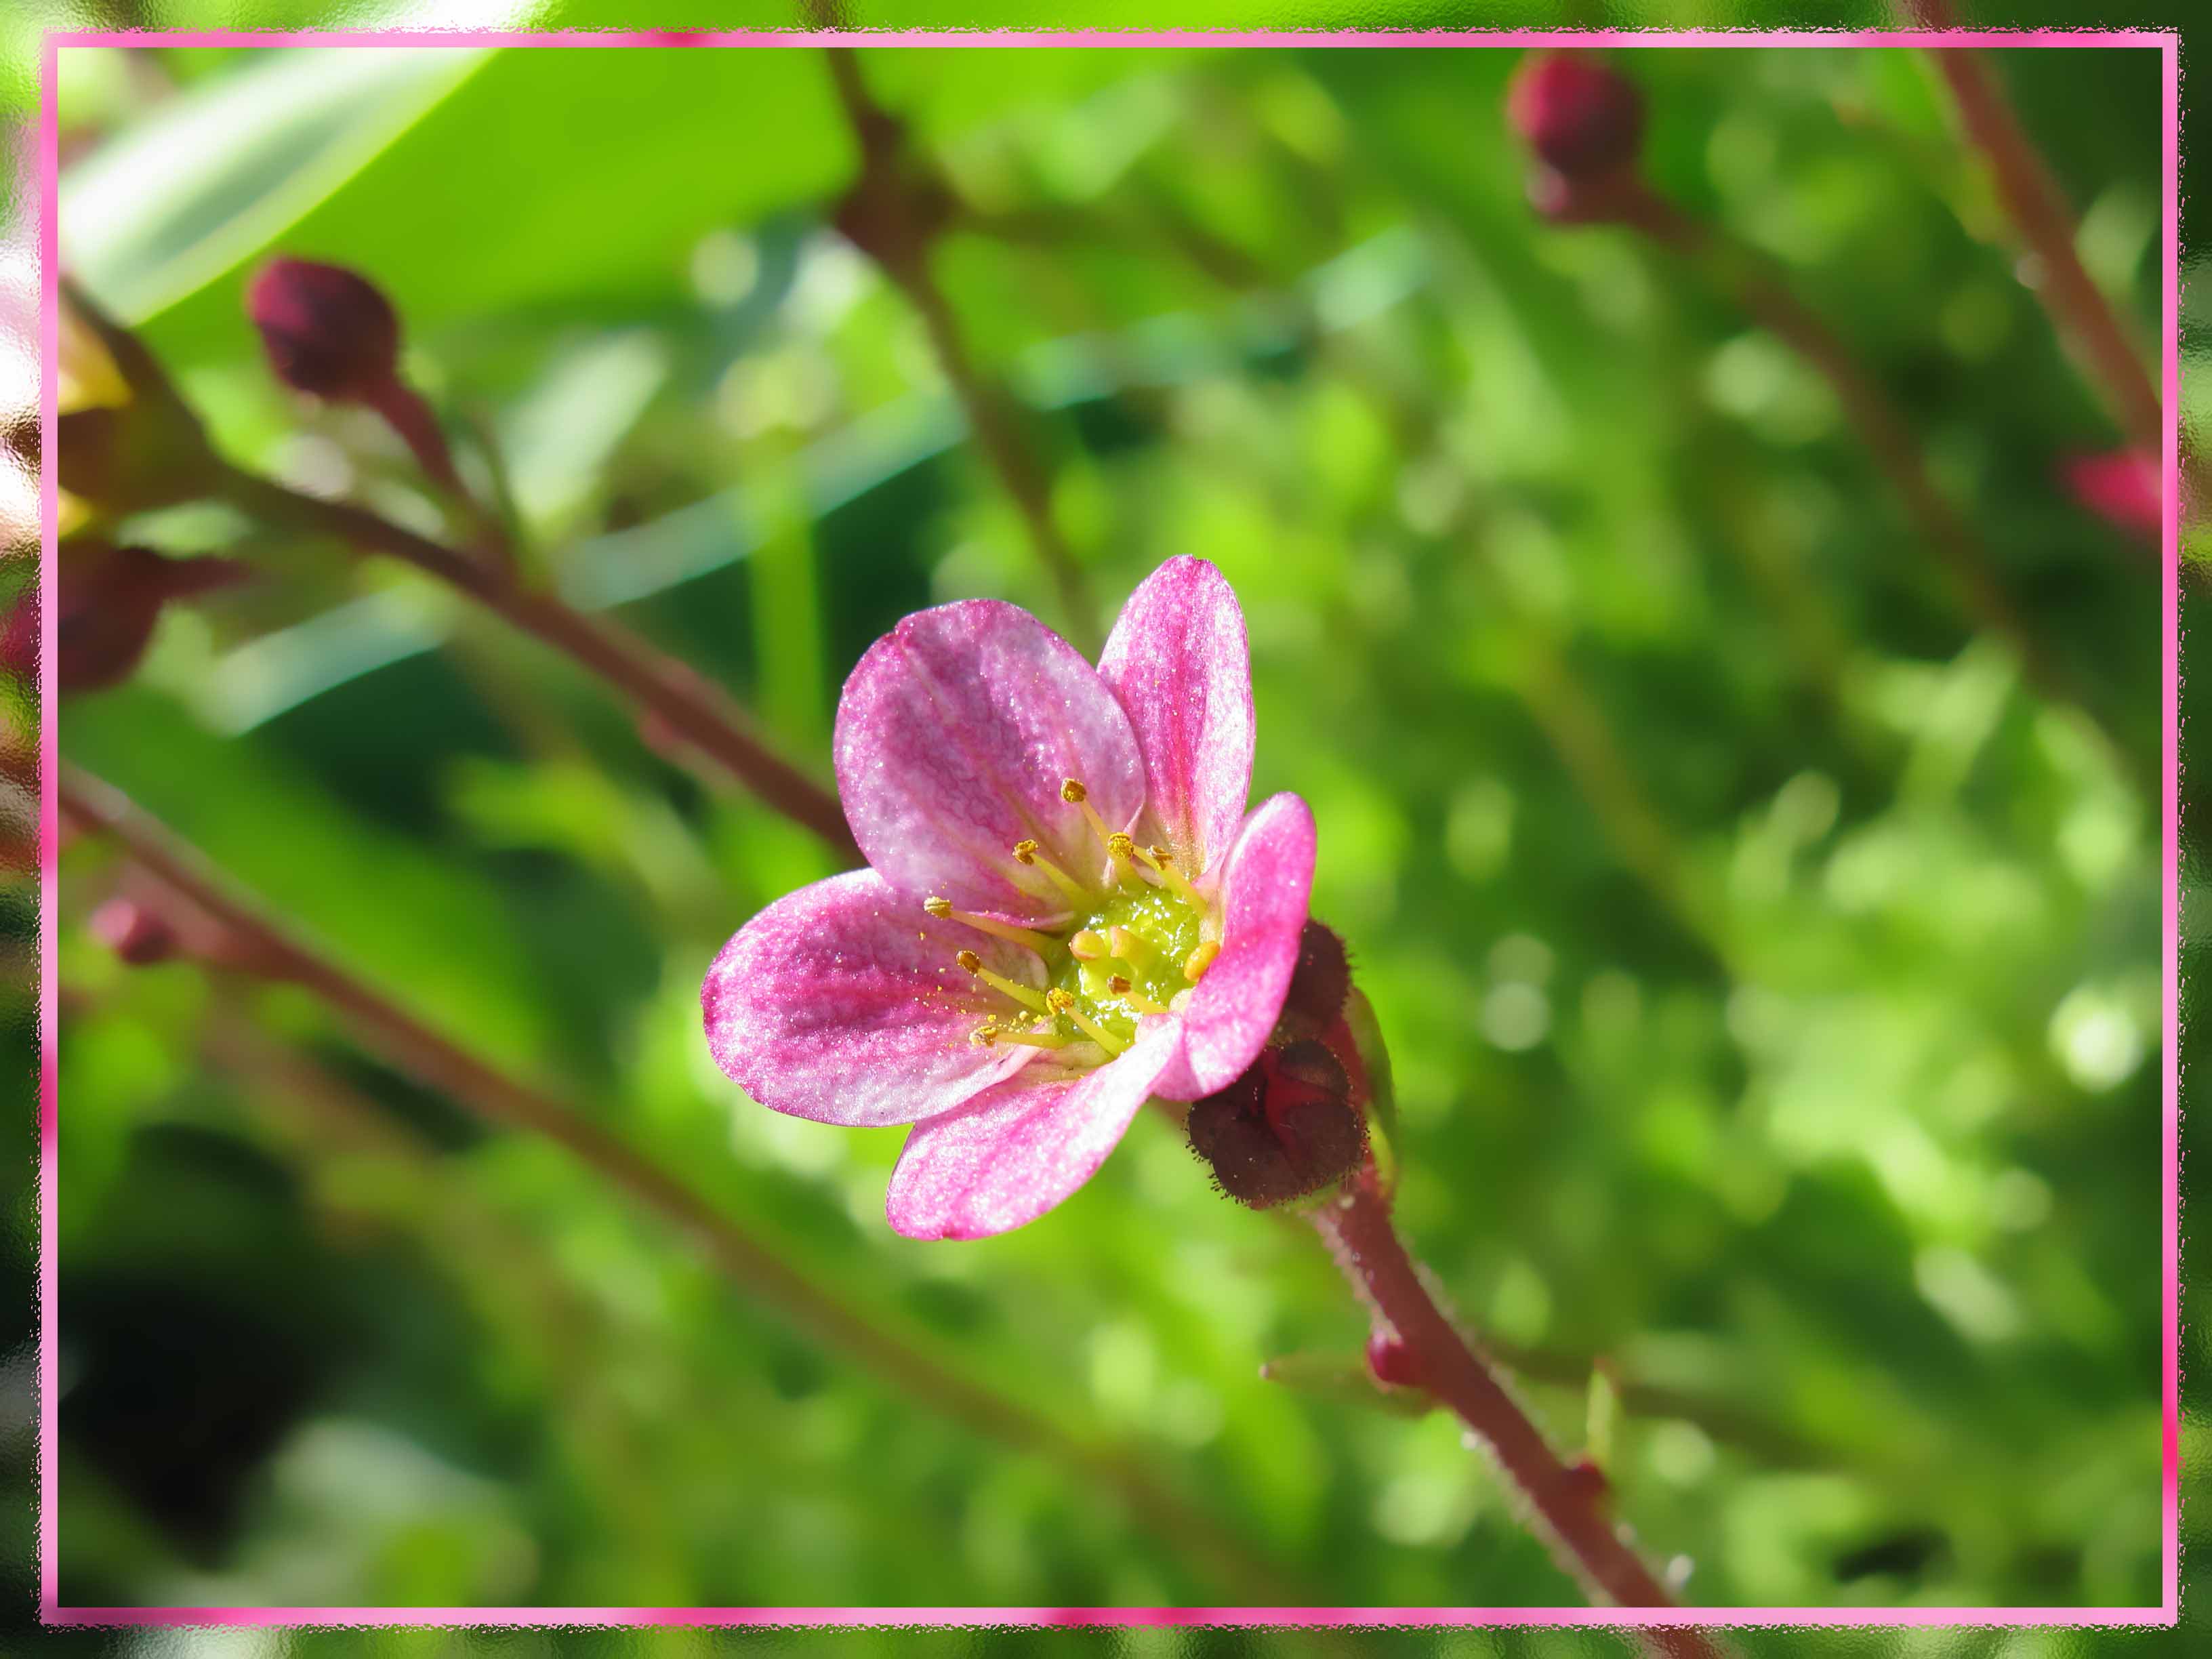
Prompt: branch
<box><xmin>60</xmin><ymin>277</ymin><xmax>855</xmax><ymax>859</ymax></box>
<box><xmin>1904</xmin><ymin>13</ymin><xmax>2169</xmax><ymax>433</ymax></box>
<box><xmin>56</xmin><ymin>761</ymin><xmax>1294</xmax><ymax>1605</ymax></box>
<box><xmin>821</xmin><ymin>49</ymin><xmax>1100</xmax><ymax>653</ymax></box>
<box><xmin>1313</xmin><ymin>1168</ymin><xmax>1725</xmax><ymax>1655</ymax></box>
<box><xmin>215</xmin><ymin>465</ymin><xmax>858</xmax><ymax>859</ymax></box>
<box><xmin>1598</xmin><ymin>178</ymin><xmax>2148</xmax><ymax>796</ymax></box>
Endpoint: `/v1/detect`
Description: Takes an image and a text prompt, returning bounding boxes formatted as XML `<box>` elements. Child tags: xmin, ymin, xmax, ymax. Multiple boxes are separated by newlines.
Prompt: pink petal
<box><xmin>702</xmin><ymin>869</ymin><xmax>1038</xmax><ymax>1128</ymax></box>
<box><xmin>1152</xmin><ymin>792</ymin><xmax>1316</xmax><ymax>1101</ymax></box>
<box><xmin>884</xmin><ymin>1023</ymin><xmax>1180</xmax><ymax>1240</ymax></box>
<box><xmin>1097</xmin><ymin>556</ymin><xmax>1255</xmax><ymax>882</ymax></box>
<box><xmin>835</xmin><ymin>599</ymin><xmax>1145</xmax><ymax>921</ymax></box>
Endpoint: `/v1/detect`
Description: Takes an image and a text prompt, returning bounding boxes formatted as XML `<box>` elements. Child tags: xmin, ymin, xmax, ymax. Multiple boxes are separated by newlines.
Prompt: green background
<box><xmin>1</xmin><ymin>11</ymin><xmax>2188</xmax><ymax>1648</ymax></box>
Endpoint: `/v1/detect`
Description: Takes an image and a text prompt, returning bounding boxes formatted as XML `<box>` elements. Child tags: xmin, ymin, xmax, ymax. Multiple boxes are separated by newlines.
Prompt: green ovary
<box><xmin>1050</xmin><ymin>883</ymin><xmax>1206</xmax><ymax>1041</ymax></box>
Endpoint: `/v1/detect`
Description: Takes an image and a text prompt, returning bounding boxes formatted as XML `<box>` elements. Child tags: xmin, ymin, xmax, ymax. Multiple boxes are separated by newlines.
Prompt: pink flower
<box><xmin>702</xmin><ymin>556</ymin><xmax>1315</xmax><ymax>1240</ymax></box>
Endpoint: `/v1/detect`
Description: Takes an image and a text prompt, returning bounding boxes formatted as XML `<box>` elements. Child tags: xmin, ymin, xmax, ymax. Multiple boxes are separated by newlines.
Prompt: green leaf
<box><xmin>70</xmin><ymin>47</ymin><xmax>860</xmax><ymax>369</ymax></box>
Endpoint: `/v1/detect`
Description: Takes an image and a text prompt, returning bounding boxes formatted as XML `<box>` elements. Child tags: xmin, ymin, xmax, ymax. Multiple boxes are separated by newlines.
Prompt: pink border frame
<box><xmin>33</xmin><ymin>24</ymin><xmax>2182</xmax><ymax>1632</ymax></box>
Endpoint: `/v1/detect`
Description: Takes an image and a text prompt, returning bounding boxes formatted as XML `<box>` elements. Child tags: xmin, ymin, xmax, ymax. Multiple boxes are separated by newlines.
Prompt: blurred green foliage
<box><xmin>2</xmin><ymin>23</ymin><xmax>2184</xmax><ymax>1639</ymax></box>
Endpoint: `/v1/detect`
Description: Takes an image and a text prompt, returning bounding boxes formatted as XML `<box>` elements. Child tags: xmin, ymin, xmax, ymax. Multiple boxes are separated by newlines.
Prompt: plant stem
<box><xmin>821</xmin><ymin>48</ymin><xmax>1100</xmax><ymax>653</ymax></box>
<box><xmin>56</xmin><ymin>761</ymin><xmax>1290</xmax><ymax>1604</ymax></box>
<box><xmin>1601</xmin><ymin>177</ymin><xmax>2145</xmax><ymax>795</ymax></box>
<box><xmin>1906</xmin><ymin>11</ymin><xmax>2179</xmax><ymax>448</ymax></box>
<box><xmin>214</xmin><ymin>464</ymin><xmax>857</xmax><ymax>858</ymax></box>
<box><xmin>1311</xmin><ymin>1168</ymin><xmax>1723</xmax><ymax>1654</ymax></box>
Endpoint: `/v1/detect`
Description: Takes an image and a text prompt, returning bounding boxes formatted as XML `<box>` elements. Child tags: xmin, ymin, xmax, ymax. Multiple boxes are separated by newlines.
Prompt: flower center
<box><xmin>925</xmin><ymin>777</ymin><xmax>1218</xmax><ymax>1065</ymax></box>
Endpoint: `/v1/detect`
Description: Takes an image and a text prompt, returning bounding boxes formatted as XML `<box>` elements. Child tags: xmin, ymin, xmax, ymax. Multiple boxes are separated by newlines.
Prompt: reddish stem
<box><xmin>1905</xmin><ymin>15</ymin><xmax>2154</xmax><ymax>436</ymax></box>
<box><xmin>55</xmin><ymin>761</ymin><xmax>1292</xmax><ymax>1604</ymax></box>
<box><xmin>361</xmin><ymin>375</ymin><xmax>467</xmax><ymax>499</ymax></box>
<box><xmin>821</xmin><ymin>49</ymin><xmax>1100</xmax><ymax>653</ymax></box>
<box><xmin>216</xmin><ymin>464</ymin><xmax>858</xmax><ymax>858</ymax></box>
<box><xmin>1596</xmin><ymin>176</ymin><xmax>2144</xmax><ymax>794</ymax></box>
<box><xmin>1311</xmin><ymin>1168</ymin><xmax>1724</xmax><ymax>1656</ymax></box>
<box><xmin>1910</xmin><ymin>28</ymin><xmax>2211</xmax><ymax>543</ymax></box>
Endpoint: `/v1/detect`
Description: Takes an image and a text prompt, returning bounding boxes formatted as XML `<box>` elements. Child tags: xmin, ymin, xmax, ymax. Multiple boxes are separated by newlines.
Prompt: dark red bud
<box><xmin>247</xmin><ymin>258</ymin><xmax>403</xmax><ymax>404</ymax></box>
<box><xmin>1275</xmin><ymin>920</ymin><xmax>1350</xmax><ymax>1041</ymax></box>
<box><xmin>1366</xmin><ymin>1331</ymin><xmax>1422</xmax><ymax>1389</ymax></box>
<box><xmin>89</xmin><ymin>897</ymin><xmax>178</xmax><ymax>966</ymax></box>
<box><xmin>1189</xmin><ymin>1038</ymin><xmax>1366</xmax><ymax>1210</ymax></box>
<box><xmin>1507</xmin><ymin>53</ymin><xmax>1645</xmax><ymax>182</ymax></box>
<box><xmin>57</xmin><ymin>545</ymin><xmax>251</xmax><ymax>694</ymax></box>
<box><xmin>2063</xmin><ymin>449</ymin><xmax>2162</xmax><ymax>543</ymax></box>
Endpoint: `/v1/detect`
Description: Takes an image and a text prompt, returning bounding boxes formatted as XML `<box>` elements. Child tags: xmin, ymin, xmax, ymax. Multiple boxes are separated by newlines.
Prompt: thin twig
<box><xmin>1597</xmin><ymin>178</ymin><xmax>2147</xmax><ymax>796</ymax></box>
<box><xmin>213</xmin><ymin>465</ymin><xmax>857</xmax><ymax>858</ymax></box>
<box><xmin>1312</xmin><ymin>1167</ymin><xmax>1725</xmax><ymax>1654</ymax></box>
<box><xmin>59</xmin><ymin>279</ymin><xmax>854</xmax><ymax>858</ymax></box>
<box><xmin>821</xmin><ymin>49</ymin><xmax>1099</xmax><ymax>653</ymax></box>
<box><xmin>1905</xmin><ymin>10</ymin><xmax>2186</xmax><ymax>459</ymax></box>
<box><xmin>56</xmin><ymin>761</ymin><xmax>1295</xmax><ymax>1605</ymax></box>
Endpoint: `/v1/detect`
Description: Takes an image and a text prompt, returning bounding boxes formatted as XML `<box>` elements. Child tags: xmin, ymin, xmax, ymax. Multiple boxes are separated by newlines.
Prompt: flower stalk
<box><xmin>212</xmin><ymin>464</ymin><xmax>857</xmax><ymax>856</ymax></box>
<box><xmin>1312</xmin><ymin>1163</ymin><xmax>1723</xmax><ymax>1654</ymax></box>
<box><xmin>59</xmin><ymin>279</ymin><xmax>855</xmax><ymax>859</ymax></box>
<box><xmin>1903</xmin><ymin>11</ymin><xmax>2175</xmax><ymax>451</ymax></box>
<box><xmin>56</xmin><ymin>759</ymin><xmax>1294</xmax><ymax>1605</ymax></box>
<box><xmin>821</xmin><ymin>48</ymin><xmax>1100</xmax><ymax>653</ymax></box>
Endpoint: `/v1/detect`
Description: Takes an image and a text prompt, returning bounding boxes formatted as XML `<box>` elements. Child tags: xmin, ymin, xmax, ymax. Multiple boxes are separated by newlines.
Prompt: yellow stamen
<box><xmin>1069</xmin><ymin>928</ymin><xmax>1111</xmax><ymax>960</ymax></box>
<box><xmin>1104</xmin><ymin>832</ymin><xmax>1141</xmax><ymax>886</ymax></box>
<box><xmin>1170</xmin><ymin>988</ymin><xmax>1195</xmax><ymax>1014</ymax></box>
<box><xmin>1106</xmin><ymin>925</ymin><xmax>1155</xmax><ymax>968</ymax></box>
<box><xmin>924</xmin><ymin>896</ymin><xmax>1055</xmax><ymax>954</ymax></box>
<box><xmin>1047</xmin><ymin>987</ymin><xmax>1129</xmax><ymax>1057</ymax></box>
<box><xmin>1133</xmin><ymin>842</ymin><xmax>1206</xmax><ymax>912</ymax></box>
<box><xmin>957</xmin><ymin>949</ymin><xmax>1049</xmax><ymax>1013</ymax></box>
<box><xmin>1012</xmin><ymin>838</ymin><xmax>1092</xmax><ymax>905</ymax></box>
<box><xmin>1063</xmin><ymin>777</ymin><xmax>1126</xmax><ymax>865</ymax></box>
<box><xmin>1107</xmin><ymin>975</ymin><xmax>1170</xmax><ymax>1017</ymax></box>
<box><xmin>1183</xmin><ymin>940</ymin><xmax>1220</xmax><ymax>983</ymax></box>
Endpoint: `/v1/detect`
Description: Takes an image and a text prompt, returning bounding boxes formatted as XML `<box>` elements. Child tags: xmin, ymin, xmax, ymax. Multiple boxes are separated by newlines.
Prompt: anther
<box><xmin>1012</xmin><ymin>838</ymin><xmax>1092</xmax><ymax>905</ymax></box>
<box><xmin>1183</xmin><ymin>940</ymin><xmax>1221</xmax><ymax>982</ymax></box>
<box><xmin>1047</xmin><ymin>987</ymin><xmax>1129</xmax><ymax>1057</ymax></box>
<box><xmin>958</xmin><ymin>948</ymin><xmax>1049</xmax><ymax>1013</ymax></box>
<box><xmin>1062</xmin><ymin>776</ymin><xmax>1126</xmax><ymax>865</ymax></box>
<box><xmin>1105</xmin><ymin>831</ymin><xmax>1141</xmax><ymax>885</ymax></box>
<box><xmin>1069</xmin><ymin>928</ymin><xmax>1111</xmax><ymax>960</ymax></box>
<box><xmin>925</xmin><ymin>895</ymin><xmax>1054</xmax><ymax>954</ymax></box>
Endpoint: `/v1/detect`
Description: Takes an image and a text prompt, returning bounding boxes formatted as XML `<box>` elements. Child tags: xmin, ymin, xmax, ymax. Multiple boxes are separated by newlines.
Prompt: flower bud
<box><xmin>57</xmin><ymin>543</ymin><xmax>251</xmax><ymax>694</ymax></box>
<box><xmin>1366</xmin><ymin>1330</ymin><xmax>1422</xmax><ymax>1389</ymax></box>
<box><xmin>89</xmin><ymin>897</ymin><xmax>178</xmax><ymax>966</ymax></box>
<box><xmin>1188</xmin><ymin>1038</ymin><xmax>1366</xmax><ymax>1210</ymax></box>
<box><xmin>1275</xmin><ymin>919</ymin><xmax>1350</xmax><ymax>1042</ymax></box>
<box><xmin>246</xmin><ymin>258</ymin><xmax>403</xmax><ymax>405</ymax></box>
<box><xmin>2064</xmin><ymin>449</ymin><xmax>2161</xmax><ymax>543</ymax></box>
<box><xmin>1507</xmin><ymin>53</ymin><xmax>1644</xmax><ymax>181</ymax></box>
